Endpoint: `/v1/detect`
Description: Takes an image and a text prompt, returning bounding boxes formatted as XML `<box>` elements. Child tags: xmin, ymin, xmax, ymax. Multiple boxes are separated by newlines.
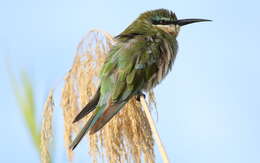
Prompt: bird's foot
<box><xmin>136</xmin><ymin>91</ymin><xmax>146</xmax><ymax>101</ymax></box>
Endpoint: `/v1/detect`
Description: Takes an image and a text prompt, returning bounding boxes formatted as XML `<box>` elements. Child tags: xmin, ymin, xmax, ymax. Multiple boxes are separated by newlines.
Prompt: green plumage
<box><xmin>70</xmin><ymin>8</ymin><xmax>210</xmax><ymax>150</ymax></box>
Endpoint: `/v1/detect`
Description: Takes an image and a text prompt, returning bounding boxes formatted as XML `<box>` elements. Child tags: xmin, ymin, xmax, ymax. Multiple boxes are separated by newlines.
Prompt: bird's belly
<box><xmin>143</xmin><ymin>65</ymin><xmax>171</xmax><ymax>91</ymax></box>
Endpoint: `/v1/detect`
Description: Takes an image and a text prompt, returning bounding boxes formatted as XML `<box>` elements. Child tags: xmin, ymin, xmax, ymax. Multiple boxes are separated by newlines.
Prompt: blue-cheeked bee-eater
<box><xmin>70</xmin><ymin>8</ymin><xmax>211</xmax><ymax>150</ymax></box>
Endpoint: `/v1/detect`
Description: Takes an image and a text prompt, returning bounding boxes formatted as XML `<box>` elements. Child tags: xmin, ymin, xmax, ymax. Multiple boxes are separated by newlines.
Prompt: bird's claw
<box><xmin>136</xmin><ymin>92</ymin><xmax>146</xmax><ymax>101</ymax></box>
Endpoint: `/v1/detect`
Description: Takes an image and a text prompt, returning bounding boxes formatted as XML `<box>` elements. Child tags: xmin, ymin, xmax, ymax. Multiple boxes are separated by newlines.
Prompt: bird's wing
<box><xmin>90</xmin><ymin>35</ymin><xmax>160</xmax><ymax>132</ymax></box>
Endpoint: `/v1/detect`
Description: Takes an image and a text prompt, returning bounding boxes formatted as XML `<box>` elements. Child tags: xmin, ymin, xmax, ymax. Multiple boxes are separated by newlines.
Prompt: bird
<box><xmin>70</xmin><ymin>8</ymin><xmax>210</xmax><ymax>150</ymax></box>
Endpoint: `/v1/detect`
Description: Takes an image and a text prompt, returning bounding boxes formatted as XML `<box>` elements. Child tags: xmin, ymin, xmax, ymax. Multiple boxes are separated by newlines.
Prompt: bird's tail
<box><xmin>89</xmin><ymin>102</ymin><xmax>126</xmax><ymax>134</ymax></box>
<box><xmin>72</xmin><ymin>87</ymin><xmax>100</xmax><ymax>123</ymax></box>
<box><xmin>69</xmin><ymin>113</ymin><xmax>96</xmax><ymax>150</ymax></box>
<box><xmin>70</xmin><ymin>101</ymin><xmax>126</xmax><ymax>150</ymax></box>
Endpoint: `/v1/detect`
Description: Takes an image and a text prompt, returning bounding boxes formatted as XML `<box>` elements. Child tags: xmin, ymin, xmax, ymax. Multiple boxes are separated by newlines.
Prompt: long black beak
<box><xmin>173</xmin><ymin>19</ymin><xmax>211</xmax><ymax>26</ymax></box>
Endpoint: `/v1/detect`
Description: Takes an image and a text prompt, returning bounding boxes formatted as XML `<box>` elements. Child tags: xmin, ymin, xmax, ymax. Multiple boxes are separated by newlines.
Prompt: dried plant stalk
<box><xmin>61</xmin><ymin>30</ymin><xmax>156</xmax><ymax>162</ymax></box>
<box><xmin>40</xmin><ymin>89</ymin><xmax>54</xmax><ymax>163</ymax></box>
<box><xmin>140</xmin><ymin>96</ymin><xmax>169</xmax><ymax>163</ymax></box>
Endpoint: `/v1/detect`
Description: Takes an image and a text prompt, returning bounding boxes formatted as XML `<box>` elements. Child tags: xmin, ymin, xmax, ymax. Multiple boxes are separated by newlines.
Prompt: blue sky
<box><xmin>0</xmin><ymin>0</ymin><xmax>259</xmax><ymax>162</ymax></box>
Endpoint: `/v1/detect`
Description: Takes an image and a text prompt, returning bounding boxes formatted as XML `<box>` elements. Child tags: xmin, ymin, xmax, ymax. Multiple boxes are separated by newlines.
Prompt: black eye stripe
<box><xmin>152</xmin><ymin>19</ymin><xmax>172</xmax><ymax>25</ymax></box>
<box><xmin>151</xmin><ymin>17</ymin><xmax>174</xmax><ymax>25</ymax></box>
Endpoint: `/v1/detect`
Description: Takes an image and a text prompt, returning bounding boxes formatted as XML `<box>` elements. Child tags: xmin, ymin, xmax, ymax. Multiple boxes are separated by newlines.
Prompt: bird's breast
<box><xmin>144</xmin><ymin>37</ymin><xmax>178</xmax><ymax>90</ymax></box>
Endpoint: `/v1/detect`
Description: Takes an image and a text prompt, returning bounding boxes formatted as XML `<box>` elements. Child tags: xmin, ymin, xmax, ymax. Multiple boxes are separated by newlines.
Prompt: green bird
<box><xmin>70</xmin><ymin>8</ymin><xmax>210</xmax><ymax>150</ymax></box>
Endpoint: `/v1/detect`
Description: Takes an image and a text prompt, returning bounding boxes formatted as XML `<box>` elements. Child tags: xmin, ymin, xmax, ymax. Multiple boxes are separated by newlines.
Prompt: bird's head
<box><xmin>119</xmin><ymin>9</ymin><xmax>211</xmax><ymax>38</ymax></box>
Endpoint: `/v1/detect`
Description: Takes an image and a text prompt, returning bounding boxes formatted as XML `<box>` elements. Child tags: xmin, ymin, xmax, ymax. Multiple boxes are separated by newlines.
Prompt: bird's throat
<box><xmin>154</xmin><ymin>24</ymin><xmax>180</xmax><ymax>36</ymax></box>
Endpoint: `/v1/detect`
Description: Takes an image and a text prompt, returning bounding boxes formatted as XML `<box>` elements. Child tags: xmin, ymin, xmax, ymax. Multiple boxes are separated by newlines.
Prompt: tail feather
<box><xmin>90</xmin><ymin>102</ymin><xmax>126</xmax><ymax>134</ymax></box>
<box><xmin>70</xmin><ymin>103</ymin><xmax>106</xmax><ymax>150</ymax></box>
<box><xmin>73</xmin><ymin>87</ymin><xmax>100</xmax><ymax>123</ymax></box>
<box><xmin>70</xmin><ymin>114</ymin><xmax>95</xmax><ymax>150</ymax></box>
<box><xmin>70</xmin><ymin>102</ymin><xmax>127</xmax><ymax>150</ymax></box>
